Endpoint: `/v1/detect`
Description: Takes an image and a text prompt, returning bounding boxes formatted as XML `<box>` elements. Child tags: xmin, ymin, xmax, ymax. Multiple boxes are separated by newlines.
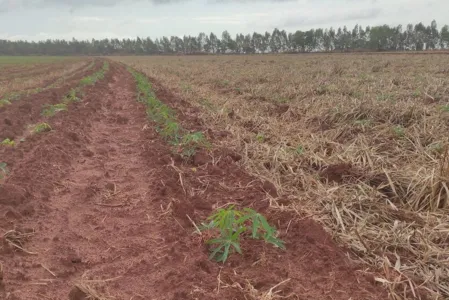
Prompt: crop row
<box><xmin>0</xmin><ymin>60</ymin><xmax>96</xmax><ymax>108</ymax></box>
<box><xmin>128</xmin><ymin>67</ymin><xmax>208</xmax><ymax>158</ymax></box>
<box><xmin>1</xmin><ymin>61</ymin><xmax>109</xmax><ymax>156</ymax></box>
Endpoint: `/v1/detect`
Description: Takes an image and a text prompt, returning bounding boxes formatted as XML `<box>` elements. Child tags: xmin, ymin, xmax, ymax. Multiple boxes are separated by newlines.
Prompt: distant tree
<box><xmin>197</xmin><ymin>32</ymin><xmax>207</xmax><ymax>52</ymax></box>
<box><xmin>428</xmin><ymin>20</ymin><xmax>440</xmax><ymax>49</ymax></box>
<box><xmin>242</xmin><ymin>34</ymin><xmax>255</xmax><ymax>54</ymax></box>
<box><xmin>209</xmin><ymin>33</ymin><xmax>218</xmax><ymax>53</ymax></box>
<box><xmin>0</xmin><ymin>20</ymin><xmax>448</xmax><ymax>55</ymax></box>
<box><xmin>441</xmin><ymin>25</ymin><xmax>449</xmax><ymax>49</ymax></box>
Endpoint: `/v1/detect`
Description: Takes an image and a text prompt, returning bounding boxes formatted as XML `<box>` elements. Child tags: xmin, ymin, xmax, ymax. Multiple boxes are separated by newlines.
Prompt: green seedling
<box><xmin>428</xmin><ymin>142</ymin><xmax>444</xmax><ymax>154</ymax></box>
<box><xmin>200</xmin><ymin>205</ymin><xmax>285</xmax><ymax>263</ymax></box>
<box><xmin>0</xmin><ymin>162</ymin><xmax>8</xmax><ymax>179</ymax></box>
<box><xmin>41</xmin><ymin>103</ymin><xmax>67</xmax><ymax>117</ymax></box>
<box><xmin>440</xmin><ymin>105</ymin><xmax>449</xmax><ymax>112</ymax></box>
<box><xmin>0</xmin><ymin>99</ymin><xmax>11</xmax><ymax>107</ymax></box>
<box><xmin>160</xmin><ymin>120</ymin><xmax>181</xmax><ymax>143</ymax></box>
<box><xmin>412</xmin><ymin>88</ymin><xmax>421</xmax><ymax>98</ymax></box>
<box><xmin>63</xmin><ymin>88</ymin><xmax>81</xmax><ymax>103</ymax></box>
<box><xmin>256</xmin><ymin>133</ymin><xmax>265</xmax><ymax>143</ymax></box>
<box><xmin>376</xmin><ymin>93</ymin><xmax>395</xmax><ymax>102</ymax></box>
<box><xmin>179</xmin><ymin>132</ymin><xmax>210</xmax><ymax>157</ymax></box>
<box><xmin>33</xmin><ymin>122</ymin><xmax>52</xmax><ymax>133</ymax></box>
<box><xmin>1</xmin><ymin>138</ymin><xmax>15</xmax><ymax>146</ymax></box>
<box><xmin>181</xmin><ymin>83</ymin><xmax>192</xmax><ymax>92</ymax></box>
<box><xmin>295</xmin><ymin>145</ymin><xmax>305</xmax><ymax>155</ymax></box>
<box><xmin>199</xmin><ymin>98</ymin><xmax>215</xmax><ymax>111</ymax></box>
<box><xmin>393</xmin><ymin>125</ymin><xmax>405</xmax><ymax>137</ymax></box>
<box><xmin>354</xmin><ymin>119</ymin><xmax>371</xmax><ymax>127</ymax></box>
<box><xmin>275</xmin><ymin>97</ymin><xmax>289</xmax><ymax>104</ymax></box>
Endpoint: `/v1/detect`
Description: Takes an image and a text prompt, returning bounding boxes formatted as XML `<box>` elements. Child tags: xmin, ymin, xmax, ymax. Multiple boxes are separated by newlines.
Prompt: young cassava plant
<box><xmin>0</xmin><ymin>162</ymin><xmax>8</xmax><ymax>179</ymax></box>
<box><xmin>200</xmin><ymin>205</ymin><xmax>285</xmax><ymax>263</ymax></box>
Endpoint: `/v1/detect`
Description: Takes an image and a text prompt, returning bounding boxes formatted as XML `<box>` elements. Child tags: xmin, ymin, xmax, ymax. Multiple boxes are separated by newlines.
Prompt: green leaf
<box><xmin>232</xmin><ymin>241</ymin><xmax>242</xmax><ymax>254</ymax></box>
<box><xmin>258</xmin><ymin>214</ymin><xmax>276</xmax><ymax>235</ymax></box>
<box><xmin>252</xmin><ymin>216</ymin><xmax>260</xmax><ymax>238</ymax></box>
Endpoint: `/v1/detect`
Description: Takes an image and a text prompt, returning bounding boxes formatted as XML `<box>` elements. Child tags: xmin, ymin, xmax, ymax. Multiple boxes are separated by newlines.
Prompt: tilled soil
<box><xmin>0</xmin><ymin>62</ymin><xmax>386</xmax><ymax>299</ymax></box>
<box><xmin>0</xmin><ymin>60</ymin><xmax>102</xmax><ymax>141</ymax></box>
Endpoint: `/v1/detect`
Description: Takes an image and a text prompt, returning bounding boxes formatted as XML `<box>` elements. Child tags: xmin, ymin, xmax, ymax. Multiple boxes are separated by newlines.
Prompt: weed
<box><xmin>199</xmin><ymin>98</ymin><xmax>215</xmax><ymax>110</ymax></box>
<box><xmin>200</xmin><ymin>205</ymin><xmax>285</xmax><ymax>263</ymax></box>
<box><xmin>372</xmin><ymin>65</ymin><xmax>382</xmax><ymax>72</ymax></box>
<box><xmin>63</xmin><ymin>88</ymin><xmax>81</xmax><ymax>103</ymax></box>
<box><xmin>295</xmin><ymin>145</ymin><xmax>305</xmax><ymax>155</ymax></box>
<box><xmin>41</xmin><ymin>103</ymin><xmax>67</xmax><ymax>117</ymax></box>
<box><xmin>354</xmin><ymin>119</ymin><xmax>371</xmax><ymax>126</ymax></box>
<box><xmin>393</xmin><ymin>125</ymin><xmax>405</xmax><ymax>137</ymax></box>
<box><xmin>179</xmin><ymin>132</ymin><xmax>210</xmax><ymax>157</ymax></box>
<box><xmin>315</xmin><ymin>85</ymin><xmax>329</xmax><ymax>95</ymax></box>
<box><xmin>0</xmin><ymin>162</ymin><xmax>8</xmax><ymax>179</ymax></box>
<box><xmin>159</xmin><ymin>120</ymin><xmax>181</xmax><ymax>143</ymax></box>
<box><xmin>440</xmin><ymin>105</ymin><xmax>449</xmax><ymax>112</ymax></box>
<box><xmin>256</xmin><ymin>133</ymin><xmax>265</xmax><ymax>143</ymax></box>
<box><xmin>1</xmin><ymin>138</ymin><xmax>15</xmax><ymax>147</ymax></box>
<box><xmin>430</xmin><ymin>143</ymin><xmax>444</xmax><ymax>154</ymax></box>
<box><xmin>275</xmin><ymin>97</ymin><xmax>289</xmax><ymax>104</ymax></box>
<box><xmin>0</xmin><ymin>99</ymin><xmax>11</xmax><ymax>107</ymax></box>
<box><xmin>412</xmin><ymin>88</ymin><xmax>421</xmax><ymax>98</ymax></box>
<box><xmin>33</xmin><ymin>122</ymin><xmax>52</xmax><ymax>133</ymax></box>
<box><xmin>376</xmin><ymin>94</ymin><xmax>394</xmax><ymax>102</ymax></box>
<box><xmin>181</xmin><ymin>83</ymin><xmax>192</xmax><ymax>92</ymax></box>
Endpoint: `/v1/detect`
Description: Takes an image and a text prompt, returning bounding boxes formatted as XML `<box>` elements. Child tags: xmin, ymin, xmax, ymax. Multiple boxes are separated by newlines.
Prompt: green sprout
<box><xmin>33</xmin><ymin>122</ymin><xmax>52</xmax><ymax>133</ymax></box>
<box><xmin>200</xmin><ymin>205</ymin><xmax>285</xmax><ymax>263</ymax></box>
<box><xmin>0</xmin><ymin>162</ymin><xmax>8</xmax><ymax>179</ymax></box>
<box><xmin>1</xmin><ymin>138</ymin><xmax>15</xmax><ymax>147</ymax></box>
<box><xmin>41</xmin><ymin>103</ymin><xmax>67</xmax><ymax>117</ymax></box>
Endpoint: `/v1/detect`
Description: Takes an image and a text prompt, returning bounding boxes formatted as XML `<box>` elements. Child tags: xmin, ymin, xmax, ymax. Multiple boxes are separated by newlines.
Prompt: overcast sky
<box><xmin>0</xmin><ymin>0</ymin><xmax>447</xmax><ymax>41</ymax></box>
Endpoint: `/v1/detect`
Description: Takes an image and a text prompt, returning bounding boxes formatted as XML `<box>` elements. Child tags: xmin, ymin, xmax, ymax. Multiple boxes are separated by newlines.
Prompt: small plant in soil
<box><xmin>41</xmin><ymin>103</ymin><xmax>67</xmax><ymax>117</ymax></box>
<box><xmin>178</xmin><ymin>132</ymin><xmax>210</xmax><ymax>157</ymax></box>
<box><xmin>295</xmin><ymin>145</ymin><xmax>304</xmax><ymax>155</ymax></box>
<box><xmin>200</xmin><ymin>205</ymin><xmax>285</xmax><ymax>263</ymax></box>
<box><xmin>63</xmin><ymin>88</ymin><xmax>81</xmax><ymax>103</ymax></box>
<box><xmin>0</xmin><ymin>162</ymin><xmax>8</xmax><ymax>179</ymax></box>
<box><xmin>393</xmin><ymin>125</ymin><xmax>405</xmax><ymax>138</ymax></box>
<box><xmin>440</xmin><ymin>105</ymin><xmax>449</xmax><ymax>112</ymax></box>
<box><xmin>1</xmin><ymin>138</ymin><xmax>15</xmax><ymax>147</ymax></box>
<box><xmin>256</xmin><ymin>133</ymin><xmax>265</xmax><ymax>143</ymax></box>
<box><xmin>0</xmin><ymin>99</ymin><xmax>11</xmax><ymax>107</ymax></box>
<box><xmin>33</xmin><ymin>122</ymin><xmax>52</xmax><ymax>133</ymax></box>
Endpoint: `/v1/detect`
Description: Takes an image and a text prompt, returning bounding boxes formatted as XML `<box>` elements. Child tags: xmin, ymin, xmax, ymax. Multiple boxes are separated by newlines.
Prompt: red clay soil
<box><xmin>0</xmin><ymin>62</ymin><xmax>387</xmax><ymax>300</ymax></box>
<box><xmin>0</xmin><ymin>60</ymin><xmax>102</xmax><ymax>141</ymax></box>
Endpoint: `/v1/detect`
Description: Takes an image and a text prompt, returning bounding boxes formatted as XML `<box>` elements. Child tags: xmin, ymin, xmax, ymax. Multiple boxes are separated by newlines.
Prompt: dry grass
<box><xmin>69</xmin><ymin>273</ymin><xmax>119</xmax><ymax>300</ymax></box>
<box><xmin>2</xmin><ymin>229</ymin><xmax>36</xmax><ymax>254</ymax></box>
<box><xmin>113</xmin><ymin>54</ymin><xmax>449</xmax><ymax>300</ymax></box>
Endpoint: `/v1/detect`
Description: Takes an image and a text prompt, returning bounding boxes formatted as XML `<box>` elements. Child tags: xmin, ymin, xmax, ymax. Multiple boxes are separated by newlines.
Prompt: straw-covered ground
<box><xmin>114</xmin><ymin>54</ymin><xmax>449</xmax><ymax>300</ymax></box>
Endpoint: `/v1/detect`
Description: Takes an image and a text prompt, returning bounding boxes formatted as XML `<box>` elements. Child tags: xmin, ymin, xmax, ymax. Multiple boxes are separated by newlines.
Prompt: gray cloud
<box><xmin>283</xmin><ymin>7</ymin><xmax>382</xmax><ymax>28</ymax></box>
<box><xmin>0</xmin><ymin>0</ymin><xmax>295</xmax><ymax>12</ymax></box>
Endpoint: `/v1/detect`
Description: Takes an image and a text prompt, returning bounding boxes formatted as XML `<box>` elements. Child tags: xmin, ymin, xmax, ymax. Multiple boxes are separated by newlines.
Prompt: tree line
<box><xmin>1</xmin><ymin>20</ymin><xmax>448</xmax><ymax>56</ymax></box>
